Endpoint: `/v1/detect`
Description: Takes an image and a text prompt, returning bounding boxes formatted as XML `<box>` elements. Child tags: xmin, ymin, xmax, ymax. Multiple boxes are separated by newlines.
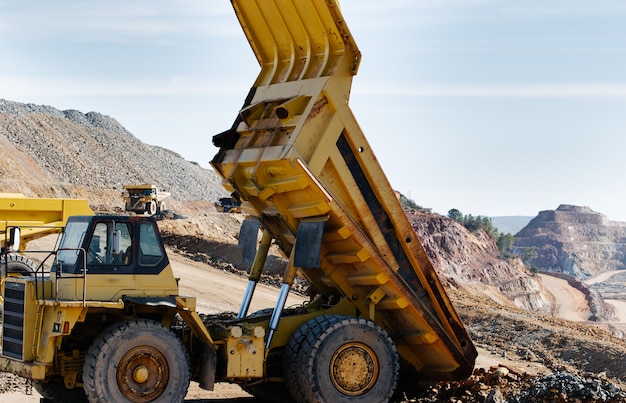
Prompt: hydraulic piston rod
<box><xmin>238</xmin><ymin>230</ymin><xmax>273</xmax><ymax>318</ymax></box>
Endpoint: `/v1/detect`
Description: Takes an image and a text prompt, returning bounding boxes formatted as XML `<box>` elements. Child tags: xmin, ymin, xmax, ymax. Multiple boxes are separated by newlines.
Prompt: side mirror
<box><xmin>9</xmin><ymin>227</ymin><xmax>21</xmax><ymax>252</ymax></box>
<box><xmin>112</xmin><ymin>230</ymin><xmax>121</xmax><ymax>255</ymax></box>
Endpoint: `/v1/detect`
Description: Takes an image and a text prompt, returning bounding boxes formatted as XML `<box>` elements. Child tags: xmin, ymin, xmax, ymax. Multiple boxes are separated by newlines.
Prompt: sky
<box><xmin>1</xmin><ymin>1</ymin><xmax>626</xmax><ymax>221</ymax></box>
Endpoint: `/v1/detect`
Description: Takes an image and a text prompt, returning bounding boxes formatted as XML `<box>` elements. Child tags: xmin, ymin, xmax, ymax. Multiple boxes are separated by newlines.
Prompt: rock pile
<box><xmin>406</xmin><ymin>367</ymin><xmax>626</xmax><ymax>403</ymax></box>
<box><xmin>509</xmin><ymin>372</ymin><xmax>626</xmax><ymax>402</ymax></box>
<box><xmin>0</xmin><ymin>99</ymin><xmax>229</xmax><ymax>204</ymax></box>
<box><xmin>0</xmin><ymin>373</ymin><xmax>32</xmax><ymax>395</ymax></box>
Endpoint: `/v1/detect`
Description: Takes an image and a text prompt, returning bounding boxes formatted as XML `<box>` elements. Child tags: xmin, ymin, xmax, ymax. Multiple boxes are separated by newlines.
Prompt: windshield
<box><xmin>57</xmin><ymin>220</ymin><xmax>89</xmax><ymax>267</ymax></box>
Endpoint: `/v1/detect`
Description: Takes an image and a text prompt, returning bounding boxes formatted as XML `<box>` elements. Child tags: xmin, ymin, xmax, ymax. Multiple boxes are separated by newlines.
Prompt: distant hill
<box><xmin>407</xmin><ymin>211</ymin><xmax>550</xmax><ymax>312</ymax></box>
<box><xmin>0</xmin><ymin>99</ymin><xmax>229</xmax><ymax>206</ymax></box>
<box><xmin>514</xmin><ymin>204</ymin><xmax>626</xmax><ymax>278</ymax></box>
<box><xmin>490</xmin><ymin>216</ymin><xmax>533</xmax><ymax>235</ymax></box>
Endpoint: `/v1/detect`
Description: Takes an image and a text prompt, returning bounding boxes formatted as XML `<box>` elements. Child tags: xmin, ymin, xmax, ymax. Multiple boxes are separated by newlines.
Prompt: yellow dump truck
<box><xmin>211</xmin><ymin>0</ymin><xmax>477</xmax><ymax>400</ymax></box>
<box><xmin>0</xmin><ymin>1</ymin><xmax>476</xmax><ymax>402</ymax></box>
<box><xmin>122</xmin><ymin>184</ymin><xmax>170</xmax><ymax>215</ymax></box>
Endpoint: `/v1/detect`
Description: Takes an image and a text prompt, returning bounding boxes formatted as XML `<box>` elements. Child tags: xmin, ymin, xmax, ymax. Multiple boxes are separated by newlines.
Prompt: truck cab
<box><xmin>1</xmin><ymin>214</ymin><xmax>209</xmax><ymax>401</ymax></box>
<box><xmin>52</xmin><ymin>215</ymin><xmax>178</xmax><ymax>301</ymax></box>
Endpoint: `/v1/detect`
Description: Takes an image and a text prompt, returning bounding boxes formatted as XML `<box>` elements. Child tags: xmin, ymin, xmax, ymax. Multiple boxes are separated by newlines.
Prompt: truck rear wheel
<box><xmin>285</xmin><ymin>315</ymin><xmax>399</xmax><ymax>403</ymax></box>
<box><xmin>82</xmin><ymin>318</ymin><xmax>190</xmax><ymax>403</ymax></box>
<box><xmin>157</xmin><ymin>201</ymin><xmax>166</xmax><ymax>214</ymax></box>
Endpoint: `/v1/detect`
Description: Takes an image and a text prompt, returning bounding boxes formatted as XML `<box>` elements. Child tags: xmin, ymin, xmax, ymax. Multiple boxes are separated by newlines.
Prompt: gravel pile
<box><xmin>509</xmin><ymin>372</ymin><xmax>626</xmax><ymax>402</ymax></box>
<box><xmin>0</xmin><ymin>99</ymin><xmax>228</xmax><ymax>202</ymax></box>
<box><xmin>406</xmin><ymin>367</ymin><xmax>626</xmax><ymax>403</ymax></box>
<box><xmin>0</xmin><ymin>373</ymin><xmax>32</xmax><ymax>394</ymax></box>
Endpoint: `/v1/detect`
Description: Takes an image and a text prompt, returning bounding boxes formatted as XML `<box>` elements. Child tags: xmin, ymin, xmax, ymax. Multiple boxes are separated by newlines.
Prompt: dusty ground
<box><xmin>2</xmin><ymin>205</ymin><xmax>626</xmax><ymax>402</ymax></box>
<box><xmin>539</xmin><ymin>274</ymin><xmax>590</xmax><ymax>321</ymax></box>
<box><xmin>584</xmin><ymin>270</ymin><xmax>626</xmax><ymax>337</ymax></box>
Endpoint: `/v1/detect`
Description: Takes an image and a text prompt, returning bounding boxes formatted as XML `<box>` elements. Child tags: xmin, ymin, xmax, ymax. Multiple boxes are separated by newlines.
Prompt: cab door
<box><xmin>56</xmin><ymin>219</ymin><xmax>135</xmax><ymax>301</ymax></box>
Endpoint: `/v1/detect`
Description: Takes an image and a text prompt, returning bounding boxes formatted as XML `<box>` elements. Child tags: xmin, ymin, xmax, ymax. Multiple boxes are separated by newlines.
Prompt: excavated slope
<box><xmin>0</xmin><ymin>99</ymin><xmax>228</xmax><ymax>208</ymax></box>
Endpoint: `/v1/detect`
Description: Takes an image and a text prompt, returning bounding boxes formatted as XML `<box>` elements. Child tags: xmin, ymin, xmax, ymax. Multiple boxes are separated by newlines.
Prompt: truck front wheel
<box><xmin>285</xmin><ymin>315</ymin><xmax>399</xmax><ymax>403</ymax></box>
<box><xmin>146</xmin><ymin>201</ymin><xmax>157</xmax><ymax>215</ymax></box>
<box><xmin>82</xmin><ymin>318</ymin><xmax>190</xmax><ymax>403</ymax></box>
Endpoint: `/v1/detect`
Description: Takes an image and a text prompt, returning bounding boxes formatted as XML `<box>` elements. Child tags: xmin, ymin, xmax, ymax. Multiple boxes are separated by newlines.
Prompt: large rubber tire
<box><xmin>285</xmin><ymin>315</ymin><xmax>399</xmax><ymax>403</ymax></box>
<box><xmin>33</xmin><ymin>377</ymin><xmax>88</xmax><ymax>403</ymax></box>
<box><xmin>82</xmin><ymin>318</ymin><xmax>190</xmax><ymax>403</ymax></box>
<box><xmin>1</xmin><ymin>253</ymin><xmax>36</xmax><ymax>277</ymax></box>
<box><xmin>146</xmin><ymin>201</ymin><xmax>157</xmax><ymax>215</ymax></box>
<box><xmin>157</xmin><ymin>201</ymin><xmax>166</xmax><ymax>214</ymax></box>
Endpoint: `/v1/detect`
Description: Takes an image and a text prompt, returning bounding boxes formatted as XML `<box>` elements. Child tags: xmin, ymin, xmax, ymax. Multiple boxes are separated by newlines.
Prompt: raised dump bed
<box><xmin>212</xmin><ymin>0</ymin><xmax>477</xmax><ymax>382</ymax></box>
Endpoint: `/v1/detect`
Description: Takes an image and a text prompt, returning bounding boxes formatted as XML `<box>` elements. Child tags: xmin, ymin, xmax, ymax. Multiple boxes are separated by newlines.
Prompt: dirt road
<box><xmin>169</xmin><ymin>250</ymin><xmax>306</xmax><ymax>314</ymax></box>
<box><xmin>538</xmin><ymin>272</ymin><xmax>626</xmax><ymax>338</ymax></box>
<box><xmin>584</xmin><ymin>269</ymin><xmax>624</xmax><ymax>285</ymax></box>
<box><xmin>538</xmin><ymin>273</ymin><xmax>590</xmax><ymax>321</ymax></box>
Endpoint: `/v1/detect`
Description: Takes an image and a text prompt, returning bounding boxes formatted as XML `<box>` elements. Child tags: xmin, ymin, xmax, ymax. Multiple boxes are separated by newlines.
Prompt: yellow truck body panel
<box><xmin>0</xmin><ymin>193</ymin><xmax>93</xmax><ymax>250</ymax></box>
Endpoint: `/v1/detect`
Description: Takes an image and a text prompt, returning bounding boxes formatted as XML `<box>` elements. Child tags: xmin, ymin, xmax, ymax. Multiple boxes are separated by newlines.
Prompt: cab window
<box><xmin>116</xmin><ymin>223</ymin><xmax>132</xmax><ymax>265</ymax></box>
<box><xmin>87</xmin><ymin>222</ymin><xmax>132</xmax><ymax>266</ymax></box>
<box><xmin>139</xmin><ymin>222</ymin><xmax>163</xmax><ymax>266</ymax></box>
<box><xmin>56</xmin><ymin>220</ymin><xmax>90</xmax><ymax>272</ymax></box>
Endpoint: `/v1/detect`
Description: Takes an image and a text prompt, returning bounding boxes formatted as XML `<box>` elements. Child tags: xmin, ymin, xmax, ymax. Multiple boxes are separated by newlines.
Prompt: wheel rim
<box><xmin>329</xmin><ymin>342</ymin><xmax>379</xmax><ymax>396</ymax></box>
<box><xmin>116</xmin><ymin>345</ymin><xmax>169</xmax><ymax>402</ymax></box>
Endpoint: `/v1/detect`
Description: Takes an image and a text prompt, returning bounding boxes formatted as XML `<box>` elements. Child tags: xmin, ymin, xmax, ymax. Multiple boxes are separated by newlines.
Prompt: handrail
<box><xmin>54</xmin><ymin>247</ymin><xmax>88</xmax><ymax>306</ymax></box>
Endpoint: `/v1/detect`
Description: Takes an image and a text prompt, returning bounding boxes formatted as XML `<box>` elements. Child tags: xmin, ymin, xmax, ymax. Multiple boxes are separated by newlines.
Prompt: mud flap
<box><xmin>294</xmin><ymin>217</ymin><xmax>327</xmax><ymax>269</ymax></box>
<box><xmin>238</xmin><ymin>217</ymin><xmax>260</xmax><ymax>264</ymax></box>
<box><xmin>199</xmin><ymin>342</ymin><xmax>217</xmax><ymax>391</ymax></box>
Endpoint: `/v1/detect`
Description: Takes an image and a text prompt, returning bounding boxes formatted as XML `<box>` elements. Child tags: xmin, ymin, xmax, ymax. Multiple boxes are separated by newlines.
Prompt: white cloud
<box><xmin>1</xmin><ymin>1</ymin><xmax>236</xmax><ymax>43</ymax></box>
<box><xmin>356</xmin><ymin>83</ymin><xmax>626</xmax><ymax>98</ymax></box>
<box><xmin>13</xmin><ymin>74</ymin><xmax>624</xmax><ymax>100</ymax></box>
<box><xmin>0</xmin><ymin>76</ymin><xmax>247</xmax><ymax>98</ymax></box>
